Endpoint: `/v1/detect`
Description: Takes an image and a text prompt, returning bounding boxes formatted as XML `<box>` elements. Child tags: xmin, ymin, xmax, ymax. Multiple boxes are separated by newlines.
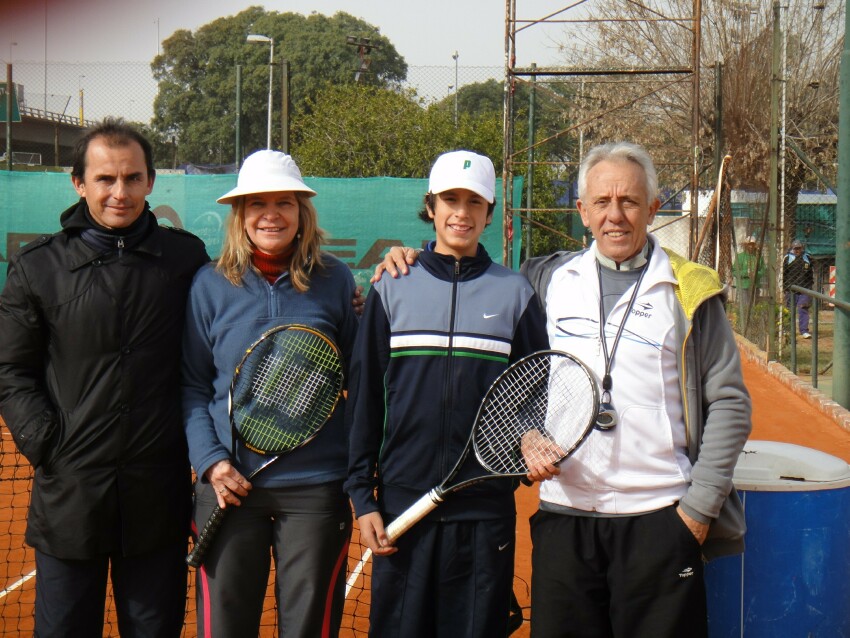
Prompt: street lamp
<box><xmin>247</xmin><ymin>33</ymin><xmax>274</xmax><ymax>149</ymax></box>
<box><xmin>452</xmin><ymin>51</ymin><xmax>459</xmax><ymax>126</ymax></box>
<box><xmin>78</xmin><ymin>75</ymin><xmax>85</xmax><ymax>125</ymax></box>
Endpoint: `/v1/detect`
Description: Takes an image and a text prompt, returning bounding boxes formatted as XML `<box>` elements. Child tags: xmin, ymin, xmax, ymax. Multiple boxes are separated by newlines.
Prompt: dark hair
<box><xmin>71</xmin><ymin>117</ymin><xmax>155</xmax><ymax>181</ymax></box>
<box><xmin>418</xmin><ymin>192</ymin><xmax>496</xmax><ymax>224</ymax></box>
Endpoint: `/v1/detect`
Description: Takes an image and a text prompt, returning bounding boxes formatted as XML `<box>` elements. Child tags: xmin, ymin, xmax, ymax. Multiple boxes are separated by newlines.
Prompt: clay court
<box><xmin>1</xmin><ymin>348</ymin><xmax>848</xmax><ymax>636</ymax></box>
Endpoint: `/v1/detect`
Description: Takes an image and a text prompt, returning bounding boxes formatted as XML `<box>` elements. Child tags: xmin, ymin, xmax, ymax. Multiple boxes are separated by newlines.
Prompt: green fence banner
<box><xmin>0</xmin><ymin>172</ymin><xmax>523</xmax><ymax>290</ymax></box>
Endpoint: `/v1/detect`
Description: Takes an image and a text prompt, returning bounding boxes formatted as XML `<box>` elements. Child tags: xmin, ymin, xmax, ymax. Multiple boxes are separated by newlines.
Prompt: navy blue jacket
<box><xmin>345</xmin><ymin>244</ymin><xmax>548</xmax><ymax>522</ymax></box>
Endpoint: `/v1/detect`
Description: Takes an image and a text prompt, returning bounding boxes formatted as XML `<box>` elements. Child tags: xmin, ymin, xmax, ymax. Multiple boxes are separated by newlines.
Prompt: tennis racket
<box><xmin>381</xmin><ymin>349</ymin><xmax>598</xmax><ymax>545</ymax></box>
<box><xmin>186</xmin><ymin>324</ymin><xmax>343</xmax><ymax>568</ymax></box>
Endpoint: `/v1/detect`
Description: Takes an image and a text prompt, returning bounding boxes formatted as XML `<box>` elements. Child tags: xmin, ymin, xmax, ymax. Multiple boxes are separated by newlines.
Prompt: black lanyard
<box><xmin>594</xmin><ymin>249</ymin><xmax>651</xmax><ymax>430</ymax></box>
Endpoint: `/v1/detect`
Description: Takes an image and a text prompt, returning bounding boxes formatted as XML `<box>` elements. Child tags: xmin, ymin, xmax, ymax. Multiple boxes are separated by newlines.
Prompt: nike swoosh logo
<box><xmin>498</xmin><ymin>542</ymin><xmax>511</xmax><ymax>551</ymax></box>
<box><xmin>483</xmin><ymin>313</ymin><xmax>499</xmax><ymax>319</ymax></box>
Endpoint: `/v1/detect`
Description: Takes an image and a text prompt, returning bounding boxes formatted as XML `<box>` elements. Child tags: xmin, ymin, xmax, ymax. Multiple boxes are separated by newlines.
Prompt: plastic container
<box><xmin>705</xmin><ymin>440</ymin><xmax>850</xmax><ymax>637</ymax></box>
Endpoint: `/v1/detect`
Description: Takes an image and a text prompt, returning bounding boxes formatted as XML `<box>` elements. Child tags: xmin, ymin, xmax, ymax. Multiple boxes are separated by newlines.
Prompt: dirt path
<box><xmin>742</xmin><ymin>355</ymin><xmax>850</xmax><ymax>462</ymax></box>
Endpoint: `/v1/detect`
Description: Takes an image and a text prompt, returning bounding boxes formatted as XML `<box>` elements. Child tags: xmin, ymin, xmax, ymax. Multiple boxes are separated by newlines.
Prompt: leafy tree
<box><xmin>551</xmin><ymin>0</ymin><xmax>841</xmax><ymax>201</ymax></box>
<box><xmin>454</xmin><ymin>79</ymin><xmax>503</xmax><ymax>115</ymax></box>
<box><xmin>436</xmin><ymin>79</ymin><xmax>581</xmax><ymax>259</ymax></box>
<box><xmin>150</xmin><ymin>7</ymin><xmax>407</xmax><ymax>165</ymax></box>
<box><xmin>293</xmin><ymin>84</ymin><xmax>503</xmax><ymax>178</ymax></box>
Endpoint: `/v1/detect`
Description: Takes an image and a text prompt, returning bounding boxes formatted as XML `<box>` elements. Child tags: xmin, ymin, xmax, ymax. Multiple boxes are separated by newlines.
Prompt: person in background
<box><xmin>732</xmin><ymin>235</ymin><xmax>765</xmax><ymax>329</ymax></box>
<box><xmin>0</xmin><ymin>118</ymin><xmax>209</xmax><ymax>636</ymax></box>
<box><xmin>182</xmin><ymin>149</ymin><xmax>359</xmax><ymax>637</ymax></box>
<box><xmin>345</xmin><ymin>150</ymin><xmax>548</xmax><ymax>637</ymax></box>
<box><xmin>782</xmin><ymin>238</ymin><xmax>815</xmax><ymax>339</ymax></box>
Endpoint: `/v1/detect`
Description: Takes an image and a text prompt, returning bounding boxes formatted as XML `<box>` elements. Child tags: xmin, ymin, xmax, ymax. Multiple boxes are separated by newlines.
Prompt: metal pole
<box><xmin>453</xmin><ymin>51</ymin><xmax>459</xmax><ymax>127</ymax></box>
<box><xmin>689</xmin><ymin>0</ymin><xmax>702</xmax><ymax>258</ymax></box>
<box><xmin>766</xmin><ymin>1</ymin><xmax>782</xmax><ymax>361</ymax></box>
<box><xmin>266</xmin><ymin>39</ymin><xmax>274</xmax><ymax>149</ymax></box>
<box><xmin>502</xmin><ymin>0</ymin><xmax>515</xmax><ymax>267</ymax></box>
<box><xmin>714</xmin><ymin>61</ymin><xmax>723</xmax><ymax>184</ymax></box>
<box><xmin>714</xmin><ymin>61</ymin><xmax>724</xmax><ymax>271</ymax></box>
<box><xmin>832</xmin><ymin>0</ymin><xmax>850</xmax><ymax>407</ymax></box>
<box><xmin>525</xmin><ymin>63</ymin><xmax>536</xmax><ymax>261</ymax></box>
<box><xmin>6</xmin><ymin>64</ymin><xmax>12</xmax><ymax>172</ymax></box>
<box><xmin>281</xmin><ymin>59</ymin><xmax>289</xmax><ymax>154</ymax></box>
<box><xmin>235</xmin><ymin>64</ymin><xmax>242</xmax><ymax>166</ymax></box>
<box><xmin>43</xmin><ymin>10</ymin><xmax>47</xmax><ymax>115</ymax></box>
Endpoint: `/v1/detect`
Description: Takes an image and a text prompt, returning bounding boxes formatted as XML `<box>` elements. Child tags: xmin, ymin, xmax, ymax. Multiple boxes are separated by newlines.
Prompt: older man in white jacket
<box><xmin>520</xmin><ymin>141</ymin><xmax>751</xmax><ymax>638</ymax></box>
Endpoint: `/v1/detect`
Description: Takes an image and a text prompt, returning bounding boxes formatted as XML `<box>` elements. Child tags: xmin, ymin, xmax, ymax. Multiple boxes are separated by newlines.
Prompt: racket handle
<box><xmin>385</xmin><ymin>489</ymin><xmax>443</xmax><ymax>544</ymax></box>
<box><xmin>186</xmin><ymin>504</ymin><xmax>230</xmax><ymax>568</ymax></box>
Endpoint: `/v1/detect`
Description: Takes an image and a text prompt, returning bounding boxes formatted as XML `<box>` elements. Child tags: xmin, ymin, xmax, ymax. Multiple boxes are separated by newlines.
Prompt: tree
<box><xmin>150</xmin><ymin>7</ymin><xmax>407</xmax><ymax>166</ymax></box>
<box><xmin>293</xmin><ymin>84</ymin><xmax>504</xmax><ymax>177</ymax></box>
<box><xmin>439</xmin><ymin>79</ymin><xmax>581</xmax><ymax>259</ymax></box>
<box><xmin>551</xmin><ymin>0</ymin><xmax>841</xmax><ymax>199</ymax></box>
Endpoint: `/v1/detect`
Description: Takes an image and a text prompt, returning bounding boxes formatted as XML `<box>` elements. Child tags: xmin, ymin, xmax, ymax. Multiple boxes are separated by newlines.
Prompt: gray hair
<box><xmin>577</xmin><ymin>142</ymin><xmax>658</xmax><ymax>201</ymax></box>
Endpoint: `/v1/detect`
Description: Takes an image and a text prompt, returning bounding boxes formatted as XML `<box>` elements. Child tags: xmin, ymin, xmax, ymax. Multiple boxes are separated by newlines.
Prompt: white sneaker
<box><xmin>801</xmin><ymin>332</ymin><xmax>812</xmax><ymax>339</ymax></box>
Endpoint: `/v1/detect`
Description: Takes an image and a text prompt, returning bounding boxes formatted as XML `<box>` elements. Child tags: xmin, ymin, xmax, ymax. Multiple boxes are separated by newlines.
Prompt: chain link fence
<box><xmin>4</xmin><ymin>60</ymin><xmax>503</xmax><ymax>161</ymax></box>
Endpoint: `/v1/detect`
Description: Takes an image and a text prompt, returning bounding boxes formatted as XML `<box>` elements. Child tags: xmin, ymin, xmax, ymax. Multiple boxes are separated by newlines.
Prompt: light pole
<box><xmin>452</xmin><ymin>51</ymin><xmax>459</xmax><ymax>126</ymax></box>
<box><xmin>78</xmin><ymin>75</ymin><xmax>85</xmax><ymax>125</ymax></box>
<box><xmin>155</xmin><ymin>18</ymin><xmax>160</xmax><ymax>56</ymax></box>
<box><xmin>247</xmin><ymin>34</ymin><xmax>274</xmax><ymax>149</ymax></box>
<box><xmin>6</xmin><ymin>43</ymin><xmax>16</xmax><ymax>171</ymax></box>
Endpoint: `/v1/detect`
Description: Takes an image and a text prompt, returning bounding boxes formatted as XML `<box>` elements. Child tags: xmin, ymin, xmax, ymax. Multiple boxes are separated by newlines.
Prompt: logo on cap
<box><xmin>463</xmin><ymin>160</ymin><xmax>472</xmax><ymax>169</ymax></box>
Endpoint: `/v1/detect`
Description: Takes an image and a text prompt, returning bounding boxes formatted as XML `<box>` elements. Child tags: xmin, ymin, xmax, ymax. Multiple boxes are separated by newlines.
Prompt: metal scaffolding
<box><xmin>501</xmin><ymin>0</ymin><xmax>702</xmax><ymax>266</ymax></box>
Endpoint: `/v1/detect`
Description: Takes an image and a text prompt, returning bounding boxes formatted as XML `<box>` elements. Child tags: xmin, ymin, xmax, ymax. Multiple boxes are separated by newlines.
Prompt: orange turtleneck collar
<box><xmin>252</xmin><ymin>244</ymin><xmax>295</xmax><ymax>283</ymax></box>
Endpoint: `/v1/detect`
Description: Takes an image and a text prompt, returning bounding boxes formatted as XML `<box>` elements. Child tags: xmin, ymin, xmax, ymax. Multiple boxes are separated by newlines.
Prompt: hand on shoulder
<box><xmin>371</xmin><ymin>247</ymin><xmax>420</xmax><ymax>283</ymax></box>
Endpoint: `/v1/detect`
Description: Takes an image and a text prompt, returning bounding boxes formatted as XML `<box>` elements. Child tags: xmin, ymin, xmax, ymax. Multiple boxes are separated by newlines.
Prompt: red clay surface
<box><xmin>2</xmin><ymin>353</ymin><xmax>849</xmax><ymax>637</ymax></box>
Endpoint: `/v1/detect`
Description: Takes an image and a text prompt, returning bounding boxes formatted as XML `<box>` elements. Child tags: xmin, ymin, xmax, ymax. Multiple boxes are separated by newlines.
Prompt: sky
<box><xmin>0</xmin><ymin>0</ymin><xmax>571</xmax><ymax>122</ymax></box>
<box><xmin>1</xmin><ymin>0</ymin><xmax>567</xmax><ymax>67</ymax></box>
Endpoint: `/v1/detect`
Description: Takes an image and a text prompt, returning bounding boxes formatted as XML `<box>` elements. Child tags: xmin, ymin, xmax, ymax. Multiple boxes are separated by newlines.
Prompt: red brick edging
<box><xmin>736</xmin><ymin>334</ymin><xmax>850</xmax><ymax>434</ymax></box>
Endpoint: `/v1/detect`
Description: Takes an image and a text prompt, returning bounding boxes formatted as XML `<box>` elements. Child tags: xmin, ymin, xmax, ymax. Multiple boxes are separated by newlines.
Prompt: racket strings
<box><xmin>233</xmin><ymin>330</ymin><xmax>342</xmax><ymax>454</ymax></box>
<box><xmin>474</xmin><ymin>355</ymin><xmax>596</xmax><ymax>475</ymax></box>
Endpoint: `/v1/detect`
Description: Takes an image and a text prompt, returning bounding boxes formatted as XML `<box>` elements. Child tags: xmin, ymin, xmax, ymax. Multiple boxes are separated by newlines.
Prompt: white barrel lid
<box><xmin>733</xmin><ymin>440</ymin><xmax>850</xmax><ymax>491</ymax></box>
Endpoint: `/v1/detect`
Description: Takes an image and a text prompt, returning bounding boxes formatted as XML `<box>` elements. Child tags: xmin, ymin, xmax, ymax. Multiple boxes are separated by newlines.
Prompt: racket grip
<box><xmin>186</xmin><ymin>504</ymin><xmax>230</xmax><ymax>568</ymax></box>
<box><xmin>385</xmin><ymin>489</ymin><xmax>443</xmax><ymax>544</ymax></box>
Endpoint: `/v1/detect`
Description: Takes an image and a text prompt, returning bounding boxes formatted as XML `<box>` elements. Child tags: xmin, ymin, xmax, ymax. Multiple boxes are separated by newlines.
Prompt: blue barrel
<box><xmin>706</xmin><ymin>441</ymin><xmax>850</xmax><ymax>637</ymax></box>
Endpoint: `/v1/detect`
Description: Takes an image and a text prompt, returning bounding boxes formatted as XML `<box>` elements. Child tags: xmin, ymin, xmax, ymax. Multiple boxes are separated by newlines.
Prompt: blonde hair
<box><xmin>216</xmin><ymin>192</ymin><xmax>326</xmax><ymax>291</ymax></box>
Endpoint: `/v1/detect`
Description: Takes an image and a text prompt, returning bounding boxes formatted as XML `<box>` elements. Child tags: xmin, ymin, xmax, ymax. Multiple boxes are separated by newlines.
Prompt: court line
<box><xmin>0</xmin><ymin>569</ymin><xmax>36</xmax><ymax>599</ymax></box>
<box><xmin>345</xmin><ymin>549</ymin><xmax>370</xmax><ymax>597</ymax></box>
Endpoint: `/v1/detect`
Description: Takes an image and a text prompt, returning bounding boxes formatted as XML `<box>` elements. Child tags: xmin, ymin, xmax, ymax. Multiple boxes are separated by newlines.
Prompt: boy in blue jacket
<box><xmin>345</xmin><ymin>150</ymin><xmax>548</xmax><ymax>637</ymax></box>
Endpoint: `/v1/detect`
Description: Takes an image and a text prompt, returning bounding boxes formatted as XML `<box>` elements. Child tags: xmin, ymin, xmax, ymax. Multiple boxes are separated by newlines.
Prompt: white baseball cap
<box><xmin>428</xmin><ymin>150</ymin><xmax>496</xmax><ymax>204</ymax></box>
<box><xmin>217</xmin><ymin>150</ymin><xmax>316</xmax><ymax>204</ymax></box>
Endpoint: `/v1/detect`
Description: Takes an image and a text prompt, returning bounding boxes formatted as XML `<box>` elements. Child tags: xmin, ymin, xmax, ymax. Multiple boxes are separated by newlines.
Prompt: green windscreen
<box><xmin>0</xmin><ymin>173</ymin><xmax>524</xmax><ymax>290</ymax></box>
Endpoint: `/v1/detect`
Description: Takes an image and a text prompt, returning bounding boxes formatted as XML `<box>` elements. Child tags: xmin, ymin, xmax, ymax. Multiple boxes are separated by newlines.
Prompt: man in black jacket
<box><xmin>782</xmin><ymin>239</ymin><xmax>815</xmax><ymax>338</ymax></box>
<box><xmin>0</xmin><ymin>119</ymin><xmax>209</xmax><ymax>636</ymax></box>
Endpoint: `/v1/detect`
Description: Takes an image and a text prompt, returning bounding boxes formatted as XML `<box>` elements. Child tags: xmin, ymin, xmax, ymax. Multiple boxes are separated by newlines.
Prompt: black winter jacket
<box><xmin>0</xmin><ymin>200</ymin><xmax>209</xmax><ymax>559</ymax></box>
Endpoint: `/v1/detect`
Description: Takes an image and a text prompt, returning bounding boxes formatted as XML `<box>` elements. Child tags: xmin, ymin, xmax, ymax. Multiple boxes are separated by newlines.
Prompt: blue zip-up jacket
<box><xmin>345</xmin><ymin>243</ymin><xmax>548</xmax><ymax>522</ymax></box>
<box><xmin>182</xmin><ymin>256</ymin><xmax>359</xmax><ymax>486</ymax></box>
